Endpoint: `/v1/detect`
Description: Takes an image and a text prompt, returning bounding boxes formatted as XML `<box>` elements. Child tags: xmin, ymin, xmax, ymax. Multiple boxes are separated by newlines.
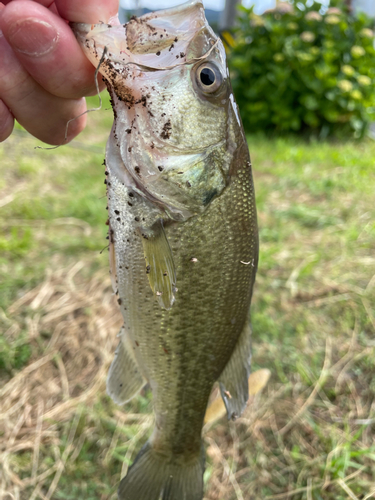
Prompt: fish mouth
<box><xmin>71</xmin><ymin>0</ymin><xmax>227</xmax><ymax>222</ymax></box>
<box><xmin>71</xmin><ymin>0</ymin><xmax>217</xmax><ymax>72</ymax></box>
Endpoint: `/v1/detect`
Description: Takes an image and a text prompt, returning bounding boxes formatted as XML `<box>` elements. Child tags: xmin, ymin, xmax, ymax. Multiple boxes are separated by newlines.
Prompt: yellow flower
<box><xmin>360</xmin><ymin>28</ymin><xmax>374</xmax><ymax>38</ymax></box>
<box><xmin>350</xmin><ymin>90</ymin><xmax>363</xmax><ymax>100</ymax></box>
<box><xmin>325</xmin><ymin>15</ymin><xmax>340</xmax><ymax>24</ymax></box>
<box><xmin>338</xmin><ymin>80</ymin><xmax>353</xmax><ymax>92</ymax></box>
<box><xmin>351</xmin><ymin>46</ymin><xmax>366</xmax><ymax>58</ymax></box>
<box><xmin>296</xmin><ymin>51</ymin><xmax>315</xmax><ymax>62</ymax></box>
<box><xmin>327</xmin><ymin>7</ymin><xmax>342</xmax><ymax>15</ymax></box>
<box><xmin>342</xmin><ymin>65</ymin><xmax>355</xmax><ymax>77</ymax></box>
<box><xmin>305</xmin><ymin>11</ymin><xmax>322</xmax><ymax>22</ymax></box>
<box><xmin>357</xmin><ymin>75</ymin><xmax>372</xmax><ymax>86</ymax></box>
<box><xmin>250</xmin><ymin>15</ymin><xmax>265</xmax><ymax>27</ymax></box>
<box><xmin>300</xmin><ymin>31</ymin><xmax>315</xmax><ymax>43</ymax></box>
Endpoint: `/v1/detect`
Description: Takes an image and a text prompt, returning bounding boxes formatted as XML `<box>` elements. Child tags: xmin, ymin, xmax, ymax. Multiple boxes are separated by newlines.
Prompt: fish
<box><xmin>72</xmin><ymin>1</ymin><xmax>258</xmax><ymax>499</ymax></box>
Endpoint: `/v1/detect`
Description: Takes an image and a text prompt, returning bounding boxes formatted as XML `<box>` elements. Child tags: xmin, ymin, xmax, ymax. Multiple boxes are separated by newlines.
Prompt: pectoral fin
<box><xmin>107</xmin><ymin>326</ymin><xmax>146</xmax><ymax>405</ymax></box>
<box><xmin>219</xmin><ymin>323</ymin><xmax>252</xmax><ymax>420</ymax></box>
<box><xmin>140</xmin><ymin>220</ymin><xmax>176</xmax><ymax>310</ymax></box>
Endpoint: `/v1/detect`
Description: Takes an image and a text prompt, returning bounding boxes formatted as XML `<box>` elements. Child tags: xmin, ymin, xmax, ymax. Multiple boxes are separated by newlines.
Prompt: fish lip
<box><xmin>71</xmin><ymin>0</ymin><xmax>216</xmax><ymax>72</ymax></box>
<box><xmin>140</xmin><ymin>0</ymin><xmax>204</xmax><ymax>19</ymax></box>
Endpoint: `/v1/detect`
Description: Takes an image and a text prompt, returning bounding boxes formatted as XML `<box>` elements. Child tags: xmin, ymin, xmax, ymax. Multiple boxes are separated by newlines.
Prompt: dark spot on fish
<box><xmin>104</xmin><ymin>179</ymin><xmax>107</xmax><ymax>185</ymax></box>
<box><xmin>169</xmin><ymin>43</ymin><xmax>174</xmax><ymax>51</ymax></box>
<box><xmin>128</xmin><ymin>202</ymin><xmax>133</xmax><ymax>207</ymax></box>
<box><xmin>174</xmin><ymin>37</ymin><xmax>178</xmax><ymax>42</ymax></box>
<box><xmin>186</xmin><ymin>181</ymin><xmax>191</xmax><ymax>188</ymax></box>
<box><xmin>161</xmin><ymin>113</ymin><xmax>166</xmax><ymax>117</ymax></box>
<box><xmin>163</xmin><ymin>271</ymin><xmax>168</xmax><ymax>276</ymax></box>
<box><xmin>180</xmin><ymin>52</ymin><xmax>185</xmax><ymax>58</ymax></box>
<box><xmin>128</xmin><ymin>146</ymin><xmax>132</xmax><ymax>152</ymax></box>
<box><xmin>203</xmin><ymin>189</ymin><xmax>218</xmax><ymax>206</ymax></box>
<box><xmin>135</xmin><ymin>341</ymin><xmax>139</xmax><ymax>347</ymax></box>
<box><xmin>116</xmin><ymin>217</ymin><xmax>121</xmax><ymax>222</ymax></box>
<box><xmin>160</xmin><ymin>34</ymin><xmax>163</xmax><ymax>38</ymax></box>
<box><xmin>156</xmin><ymin>51</ymin><xmax>161</xmax><ymax>56</ymax></box>
<box><xmin>129</xmin><ymin>192</ymin><xmax>134</xmax><ymax>197</ymax></box>
<box><xmin>114</xmin><ymin>210</ymin><xmax>120</xmax><ymax>215</ymax></box>
<box><xmin>135</xmin><ymin>217</ymin><xmax>140</xmax><ymax>222</ymax></box>
<box><xmin>163</xmin><ymin>347</ymin><xmax>169</xmax><ymax>355</ymax></box>
<box><xmin>117</xmin><ymin>298</ymin><xmax>122</xmax><ymax>305</ymax></box>
<box><xmin>126</xmin><ymin>128</ymin><xmax>132</xmax><ymax>134</ymax></box>
<box><xmin>146</xmin><ymin>265</ymin><xmax>151</xmax><ymax>274</ymax></box>
<box><xmin>160</xmin><ymin>119</ymin><xmax>172</xmax><ymax>139</ymax></box>
<box><xmin>150</xmin><ymin>142</ymin><xmax>155</xmax><ymax>149</ymax></box>
<box><xmin>158</xmin><ymin>166</ymin><xmax>164</xmax><ymax>172</ymax></box>
<box><xmin>105</xmin><ymin>171</ymin><xmax>109</xmax><ymax>176</ymax></box>
<box><xmin>105</xmin><ymin>218</ymin><xmax>109</xmax><ymax>225</ymax></box>
<box><xmin>135</xmin><ymin>166</ymin><xmax>141</xmax><ymax>175</ymax></box>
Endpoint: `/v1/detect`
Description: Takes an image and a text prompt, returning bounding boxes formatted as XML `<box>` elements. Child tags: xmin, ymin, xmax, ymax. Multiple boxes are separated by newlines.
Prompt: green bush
<box><xmin>229</xmin><ymin>1</ymin><xmax>375</xmax><ymax>137</ymax></box>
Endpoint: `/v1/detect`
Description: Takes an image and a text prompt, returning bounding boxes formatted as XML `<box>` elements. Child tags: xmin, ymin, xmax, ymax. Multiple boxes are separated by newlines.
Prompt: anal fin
<box><xmin>140</xmin><ymin>219</ymin><xmax>176</xmax><ymax>310</ymax></box>
<box><xmin>107</xmin><ymin>326</ymin><xmax>146</xmax><ymax>405</ymax></box>
<box><xmin>219</xmin><ymin>323</ymin><xmax>252</xmax><ymax>420</ymax></box>
<box><xmin>204</xmin><ymin>369</ymin><xmax>271</xmax><ymax>425</ymax></box>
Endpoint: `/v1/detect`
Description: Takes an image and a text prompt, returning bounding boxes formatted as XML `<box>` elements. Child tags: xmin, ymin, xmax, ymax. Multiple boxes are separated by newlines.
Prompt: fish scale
<box><xmin>107</xmin><ymin>158</ymin><xmax>257</xmax><ymax>455</ymax></box>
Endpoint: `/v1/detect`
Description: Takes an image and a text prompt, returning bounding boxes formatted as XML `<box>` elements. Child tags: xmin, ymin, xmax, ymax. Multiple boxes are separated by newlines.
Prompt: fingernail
<box><xmin>8</xmin><ymin>18</ymin><xmax>58</xmax><ymax>57</ymax></box>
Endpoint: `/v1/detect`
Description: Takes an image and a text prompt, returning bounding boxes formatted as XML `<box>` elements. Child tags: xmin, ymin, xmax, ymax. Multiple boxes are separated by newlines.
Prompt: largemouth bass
<box><xmin>73</xmin><ymin>1</ymin><xmax>258</xmax><ymax>498</ymax></box>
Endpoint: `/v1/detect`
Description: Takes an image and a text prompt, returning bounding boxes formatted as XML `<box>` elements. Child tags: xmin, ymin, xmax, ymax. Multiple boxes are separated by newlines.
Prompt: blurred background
<box><xmin>1</xmin><ymin>1</ymin><xmax>375</xmax><ymax>499</ymax></box>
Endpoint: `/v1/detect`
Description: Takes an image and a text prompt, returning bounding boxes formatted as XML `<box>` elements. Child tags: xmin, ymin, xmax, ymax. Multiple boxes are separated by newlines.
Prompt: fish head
<box><xmin>73</xmin><ymin>0</ymin><xmax>243</xmax><ymax>220</ymax></box>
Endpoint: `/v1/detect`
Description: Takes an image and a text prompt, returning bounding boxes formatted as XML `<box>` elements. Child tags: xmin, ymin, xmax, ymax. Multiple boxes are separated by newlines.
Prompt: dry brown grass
<box><xmin>2</xmin><ymin>262</ymin><xmax>375</xmax><ymax>500</ymax></box>
<box><xmin>1</xmin><ymin>122</ymin><xmax>375</xmax><ymax>499</ymax></box>
<box><xmin>0</xmin><ymin>264</ymin><xmax>121</xmax><ymax>499</ymax></box>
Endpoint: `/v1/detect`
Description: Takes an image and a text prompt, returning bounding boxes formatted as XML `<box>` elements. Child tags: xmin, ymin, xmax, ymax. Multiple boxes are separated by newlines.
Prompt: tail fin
<box><xmin>118</xmin><ymin>441</ymin><xmax>205</xmax><ymax>500</ymax></box>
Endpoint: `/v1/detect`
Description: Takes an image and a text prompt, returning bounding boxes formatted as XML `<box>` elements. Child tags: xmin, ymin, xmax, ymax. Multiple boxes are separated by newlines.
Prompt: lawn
<box><xmin>1</xmin><ymin>94</ymin><xmax>375</xmax><ymax>500</ymax></box>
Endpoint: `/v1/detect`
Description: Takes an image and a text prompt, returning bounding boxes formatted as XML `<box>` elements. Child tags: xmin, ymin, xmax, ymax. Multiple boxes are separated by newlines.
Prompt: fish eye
<box><xmin>200</xmin><ymin>67</ymin><xmax>215</xmax><ymax>86</ymax></box>
<box><xmin>195</xmin><ymin>62</ymin><xmax>223</xmax><ymax>93</ymax></box>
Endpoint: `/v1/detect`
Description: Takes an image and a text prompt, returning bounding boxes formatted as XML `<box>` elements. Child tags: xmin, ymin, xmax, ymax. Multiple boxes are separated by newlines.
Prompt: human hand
<box><xmin>0</xmin><ymin>0</ymin><xmax>119</xmax><ymax>144</ymax></box>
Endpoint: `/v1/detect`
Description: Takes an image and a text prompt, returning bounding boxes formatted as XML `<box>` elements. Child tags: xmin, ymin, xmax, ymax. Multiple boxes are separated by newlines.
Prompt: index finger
<box><xmin>54</xmin><ymin>0</ymin><xmax>119</xmax><ymax>23</ymax></box>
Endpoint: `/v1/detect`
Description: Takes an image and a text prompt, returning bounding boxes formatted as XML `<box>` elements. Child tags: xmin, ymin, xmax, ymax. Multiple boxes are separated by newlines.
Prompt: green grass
<box><xmin>1</xmin><ymin>95</ymin><xmax>375</xmax><ymax>499</ymax></box>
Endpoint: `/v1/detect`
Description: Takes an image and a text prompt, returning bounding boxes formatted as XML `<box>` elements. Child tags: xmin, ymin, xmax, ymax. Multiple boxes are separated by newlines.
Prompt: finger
<box><xmin>0</xmin><ymin>1</ymin><xmax>105</xmax><ymax>99</ymax></box>
<box><xmin>0</xmin><ymin>34</ymin><xmax>87</xmax><ymax>145</ymax></box>
<box><xmin>55</xmin><ymin>0</ymin><xmax>119</xmax><ymax>23</ymax></box>
<box><xmin>2</xmin><ymin>1</ymin><xmax>54</xmax><ymax>7</ymax></box>
<box><xmin>0</xmin><ymin>99</ymin><xmax>14</xmax><ymax>142</ymax></box>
